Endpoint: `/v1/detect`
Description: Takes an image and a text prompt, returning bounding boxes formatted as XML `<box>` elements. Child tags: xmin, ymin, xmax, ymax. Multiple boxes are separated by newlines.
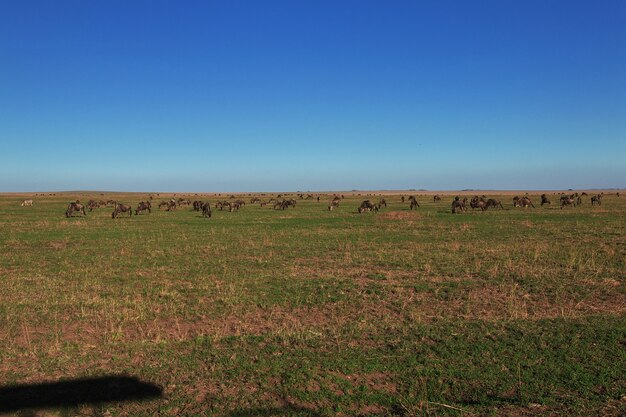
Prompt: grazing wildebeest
<box><xmin>591</xmin><ymin>194</ymin><xmax>602</xmax><ymax>206</ymax></box>
<box><xmin>177</xmin><ymin>198</ymin><xmax>191</xmax><ymax>206</ymax></box>
<box><xmin>328</xmin><ymin>200</ymin><xmax>340</xmax><ymax>211</ymax></box>
<box><xmin>192</xmin><ymin>200</ymin><xmax>204</xmax><ymax>211</ymax></box>
<box><xmin>408</xmin><ymin>196</ymin><xmax>419</xmax><ymax>210</ymax></box>
<box><xmin>112</xmin><ymin>203</ymin><xmax>132</xmax><ymax>218</ymax></box>
<box><xmin>516</xmin><ymin>197</ymin><xmax>535</xmax><ymax>208</ymax></box>
<box><xmin>358</xmin><ymin>200</ymin><xmax>379</xmax><ymax>213</ymax></box>
<box><xmin>250</xmin><ymin>197</ymin><xmax>261</xmax><ymax>204</ymax></box>
<box><xmin>159</xmin><ymin>200</ymin><xmax>177</xmax><ymax>211</ymax></box>
<box><xmin>106</xmin><ymin>200</ymin><xmax>116</xmax><ymax>207</ymax></box>
<box><xmin>433</xmin><ymin>195</ymin><xmax>441</xmax><ymax>202</ymax></box>
<box><xmin>87</xmin><ymin>199</ymin><xmax>102</xmax><ymax>211</ymax></box>
<box><xmin>202</xmin><ymin>202</ymin><xmax>212</xmax><ymax>218</ymax></box>
<box><xmin>541</xmin><ymin>194</ymin><xmax>551</xmax><ymax>206</ymax></box>
<box><xmin>451</xmin><ymin>196</ymin><xmax>466</xmax><ymax>214</ymax></box>
<box><xmin>470</xmin><ymin>196</ymin><xmax>484</xmax><ymax>210</ymax></box>
<box><xmin>273</xmin><ymin>200</ymin><xmax>292</xmax><ymax>210</ymax></box>
<box><xmin>485</xmin><ymin>198</ymin><xmax>503</xmax><ymax>210</ymax></box>
<box><xmin>135</xmin><ymin>201</ymin><xmax>151</xmax><ymax>215</ymax></box>
<box><xmin>216</xmin><ymin>201</ymin><xmax>231</xmax><ymax>211</ymax></box>
<box><xmin>317</xmin><ymin>196</ymin><xmax>320</xmax><ymax>202</ymax></box>
<box><xmin>379</xmin><ymin>198</ymin><xmax>387</xmax><ymax>208</ymax></box>
<box><xmin>66</xmin><ymin>201</ymin><xmax>86</xmax><ymax>217</ymax></box>
<box><xmin>561</xmin><ymin>197</ymin><xmax>576</xmax><ymax>208</ymax></box>
<box><xmin>21</xmin><ymin>199</ymin><xmax>33</xmax><ymax>207</ymax></box>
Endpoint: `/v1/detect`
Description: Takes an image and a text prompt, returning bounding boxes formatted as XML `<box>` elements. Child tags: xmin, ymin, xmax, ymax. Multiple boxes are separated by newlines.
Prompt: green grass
<box><xmin>0</xmin><ymin>191</ymin><xmax>624</xmax><ymax>416</ymax></box>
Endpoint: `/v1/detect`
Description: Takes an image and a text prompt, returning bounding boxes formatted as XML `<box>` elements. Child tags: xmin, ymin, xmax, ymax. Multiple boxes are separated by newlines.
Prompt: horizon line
<box><xmin>1</xmin><ymin>187</ymin><xmax>624</xmax><ymax>195</ymax></box>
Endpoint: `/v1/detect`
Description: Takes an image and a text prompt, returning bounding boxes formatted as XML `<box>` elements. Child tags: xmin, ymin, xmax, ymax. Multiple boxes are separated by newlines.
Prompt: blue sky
<box><xmin>1</xmin><ymin>1</ymin><xmax>625</xmax><ymax>191</ymax></box>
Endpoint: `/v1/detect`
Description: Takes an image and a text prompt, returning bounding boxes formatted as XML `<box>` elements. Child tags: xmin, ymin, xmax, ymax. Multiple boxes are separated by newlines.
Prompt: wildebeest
<box><xmin>201</xmin><ymin>202</ymin><xmax>212</xmax><ymax>218</ymax></box>
<box><xmin>358</xmin><ymin>200</ymin><xmax>379</xmax><ymax>213</ymax></box>
<box><xmin>470</xmin><ymin>196</ymin><xmax>485</xmax><ymax>210</ymax></box>
<box><xmin>112</xmin><ymin>203</ymin><xmax>132</xmax><ymax>218</ymax></box>
<box><xmin>561</xmin><ymin>197</ymin><xmax>576</xmax><ymax>208</ymax></box>
<box><xmin>135</xmin><ymin>201</ymin><xmax>151</xmax><ymax>215</ymax></box>
<box><xmin>408</xmin><ymin>196</ymin><xmax>419</xmax><ymax>210</ymax></box>
<box><xmin>591</xmin><ymin>194</ymin><xmax>602</xmax><ymax>206</ymax></box>
<box><xmin>514</xmin><ymin>196</ymin><xmax>535</xmax><ymax>208</ymax></box>
<box><xmin>401</xmin><ymin>195</ymin><xmax>405</xmax><ymax>203</ymax></box>
<box><xmin>274</xmin><ymin>199</ymin><xmax>294</xmax><ymax>210</ymax></box>
<box><xmin>472</xmin><ymin>197</ymin><xmax>502</xmax><ymax>210</ymax></box>
<box><xmin>328</xmin><ymin>200</ymin><xmax>340</xmax><ymax>211</ymax></box>
<box><xmin>516</xmin><ymin>197</ymin><xmax>535</xmax><ymax>208</ymax></box>
<box><xmin>21</xmin><ymin>199</ymin><xmax>33</xmax><ymax>206</ymax></box>
<box><xmin>540</xmin><ymin>194</ymin><xmax>551</xmax><ymax>206</ymax></box>
<box><xmin>485</xmin><ymin>198</ymin><xmax>503</xmax><ymax>209</ymax></box>
<box><xmin>65</xmin><ymin>201</ymin><xmax>86</xmax><ymax>217</ymax></box>
<box><xmin>216</xmin><ymin>201</ymin><xmax>232</xmax><ymax>211</ymax></box>
<box><xmin>192</xmin><ymin>200</ymin><xmax>204</xmax><ymax>211</ymax></box>
<box><xmin>106</xmin><ymin>200</ymin><xmax>116</xmax><ymax>207</ymax></box>
<box><xmin>451</xmin><ymin>196</ymin><xmax>467</xmax><ymax>214</ymax></box>
<box><xmin>87</xmin><ymin>199</ymin><xmax>107</xmax><ymax>211</ymax></box>
<box><xmin>378</xmin><ymin>198</ymin><xmax>387</xmax><ymax>208</ymax></box>
<box><xmin>164</xmin><ymin>199</ymin><xmax>177</xmax><ymax>211</ymax></box>
<box><xmin>433</xmin><ymin>195</ymin><xmax>441</xmax><ymax>202</ymax></box>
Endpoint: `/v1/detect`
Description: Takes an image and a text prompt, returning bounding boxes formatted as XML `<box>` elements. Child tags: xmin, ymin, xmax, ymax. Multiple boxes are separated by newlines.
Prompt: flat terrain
<box><xmin>1</xmin><ymin>191</ymin><xmax>624</xmax><ymax>416</ymax></box>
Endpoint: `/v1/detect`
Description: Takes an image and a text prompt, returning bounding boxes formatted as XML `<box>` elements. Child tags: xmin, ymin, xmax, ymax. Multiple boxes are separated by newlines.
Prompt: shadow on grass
<box><xmin>0</xmin><ymin>375</ymin><xmax>162</xmax><ymax>413</ymax></box>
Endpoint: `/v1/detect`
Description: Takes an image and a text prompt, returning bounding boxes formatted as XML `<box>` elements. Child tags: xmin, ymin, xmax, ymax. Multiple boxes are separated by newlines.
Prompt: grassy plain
<box><xmin>0</xmin><ymin>191</ymin><xmax>624</xmax><ymax>416</ymax></box>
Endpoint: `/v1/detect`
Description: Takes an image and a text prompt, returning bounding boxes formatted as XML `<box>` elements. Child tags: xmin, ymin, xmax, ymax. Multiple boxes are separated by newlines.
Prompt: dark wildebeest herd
<box><xmin>16</xmin><ymin>191</ymin><xmax>618</xmax><ymax>219</ymax></box>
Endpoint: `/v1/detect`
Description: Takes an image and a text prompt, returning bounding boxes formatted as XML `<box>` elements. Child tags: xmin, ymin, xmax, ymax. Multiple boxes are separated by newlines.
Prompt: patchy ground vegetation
<box><xmin>0</xmin><ymin>191</ymin><xmax>624</xmax><ymax>416</ymax></box>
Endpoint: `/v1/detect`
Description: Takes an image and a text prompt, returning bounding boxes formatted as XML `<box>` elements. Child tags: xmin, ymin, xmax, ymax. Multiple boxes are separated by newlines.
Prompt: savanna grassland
<box><xmin>0</xmin><ymin>191</ymin><xmax>624</xmax><ymax>417</ymax></box>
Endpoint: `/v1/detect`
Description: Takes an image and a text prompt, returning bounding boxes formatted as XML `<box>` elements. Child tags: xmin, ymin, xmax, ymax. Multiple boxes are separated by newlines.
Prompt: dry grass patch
<box><xmin>377</xmin><ymin>211</ymin><xmax>422</xmax><ymax>221</ymax></box>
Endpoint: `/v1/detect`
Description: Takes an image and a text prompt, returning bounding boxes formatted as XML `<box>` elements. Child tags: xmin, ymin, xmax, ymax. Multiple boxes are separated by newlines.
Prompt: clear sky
<box><xmin>1</xmin><ymin>1</ymin><xmax>625</xmax><ymax>192</ymax></box>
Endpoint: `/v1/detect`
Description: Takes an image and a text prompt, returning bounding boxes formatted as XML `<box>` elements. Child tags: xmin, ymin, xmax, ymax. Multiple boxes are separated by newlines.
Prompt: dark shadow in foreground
<box><xmin>0</xmin><ymin>375</ymin><xmax>162</xmax><ymax>413</ymax></box>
